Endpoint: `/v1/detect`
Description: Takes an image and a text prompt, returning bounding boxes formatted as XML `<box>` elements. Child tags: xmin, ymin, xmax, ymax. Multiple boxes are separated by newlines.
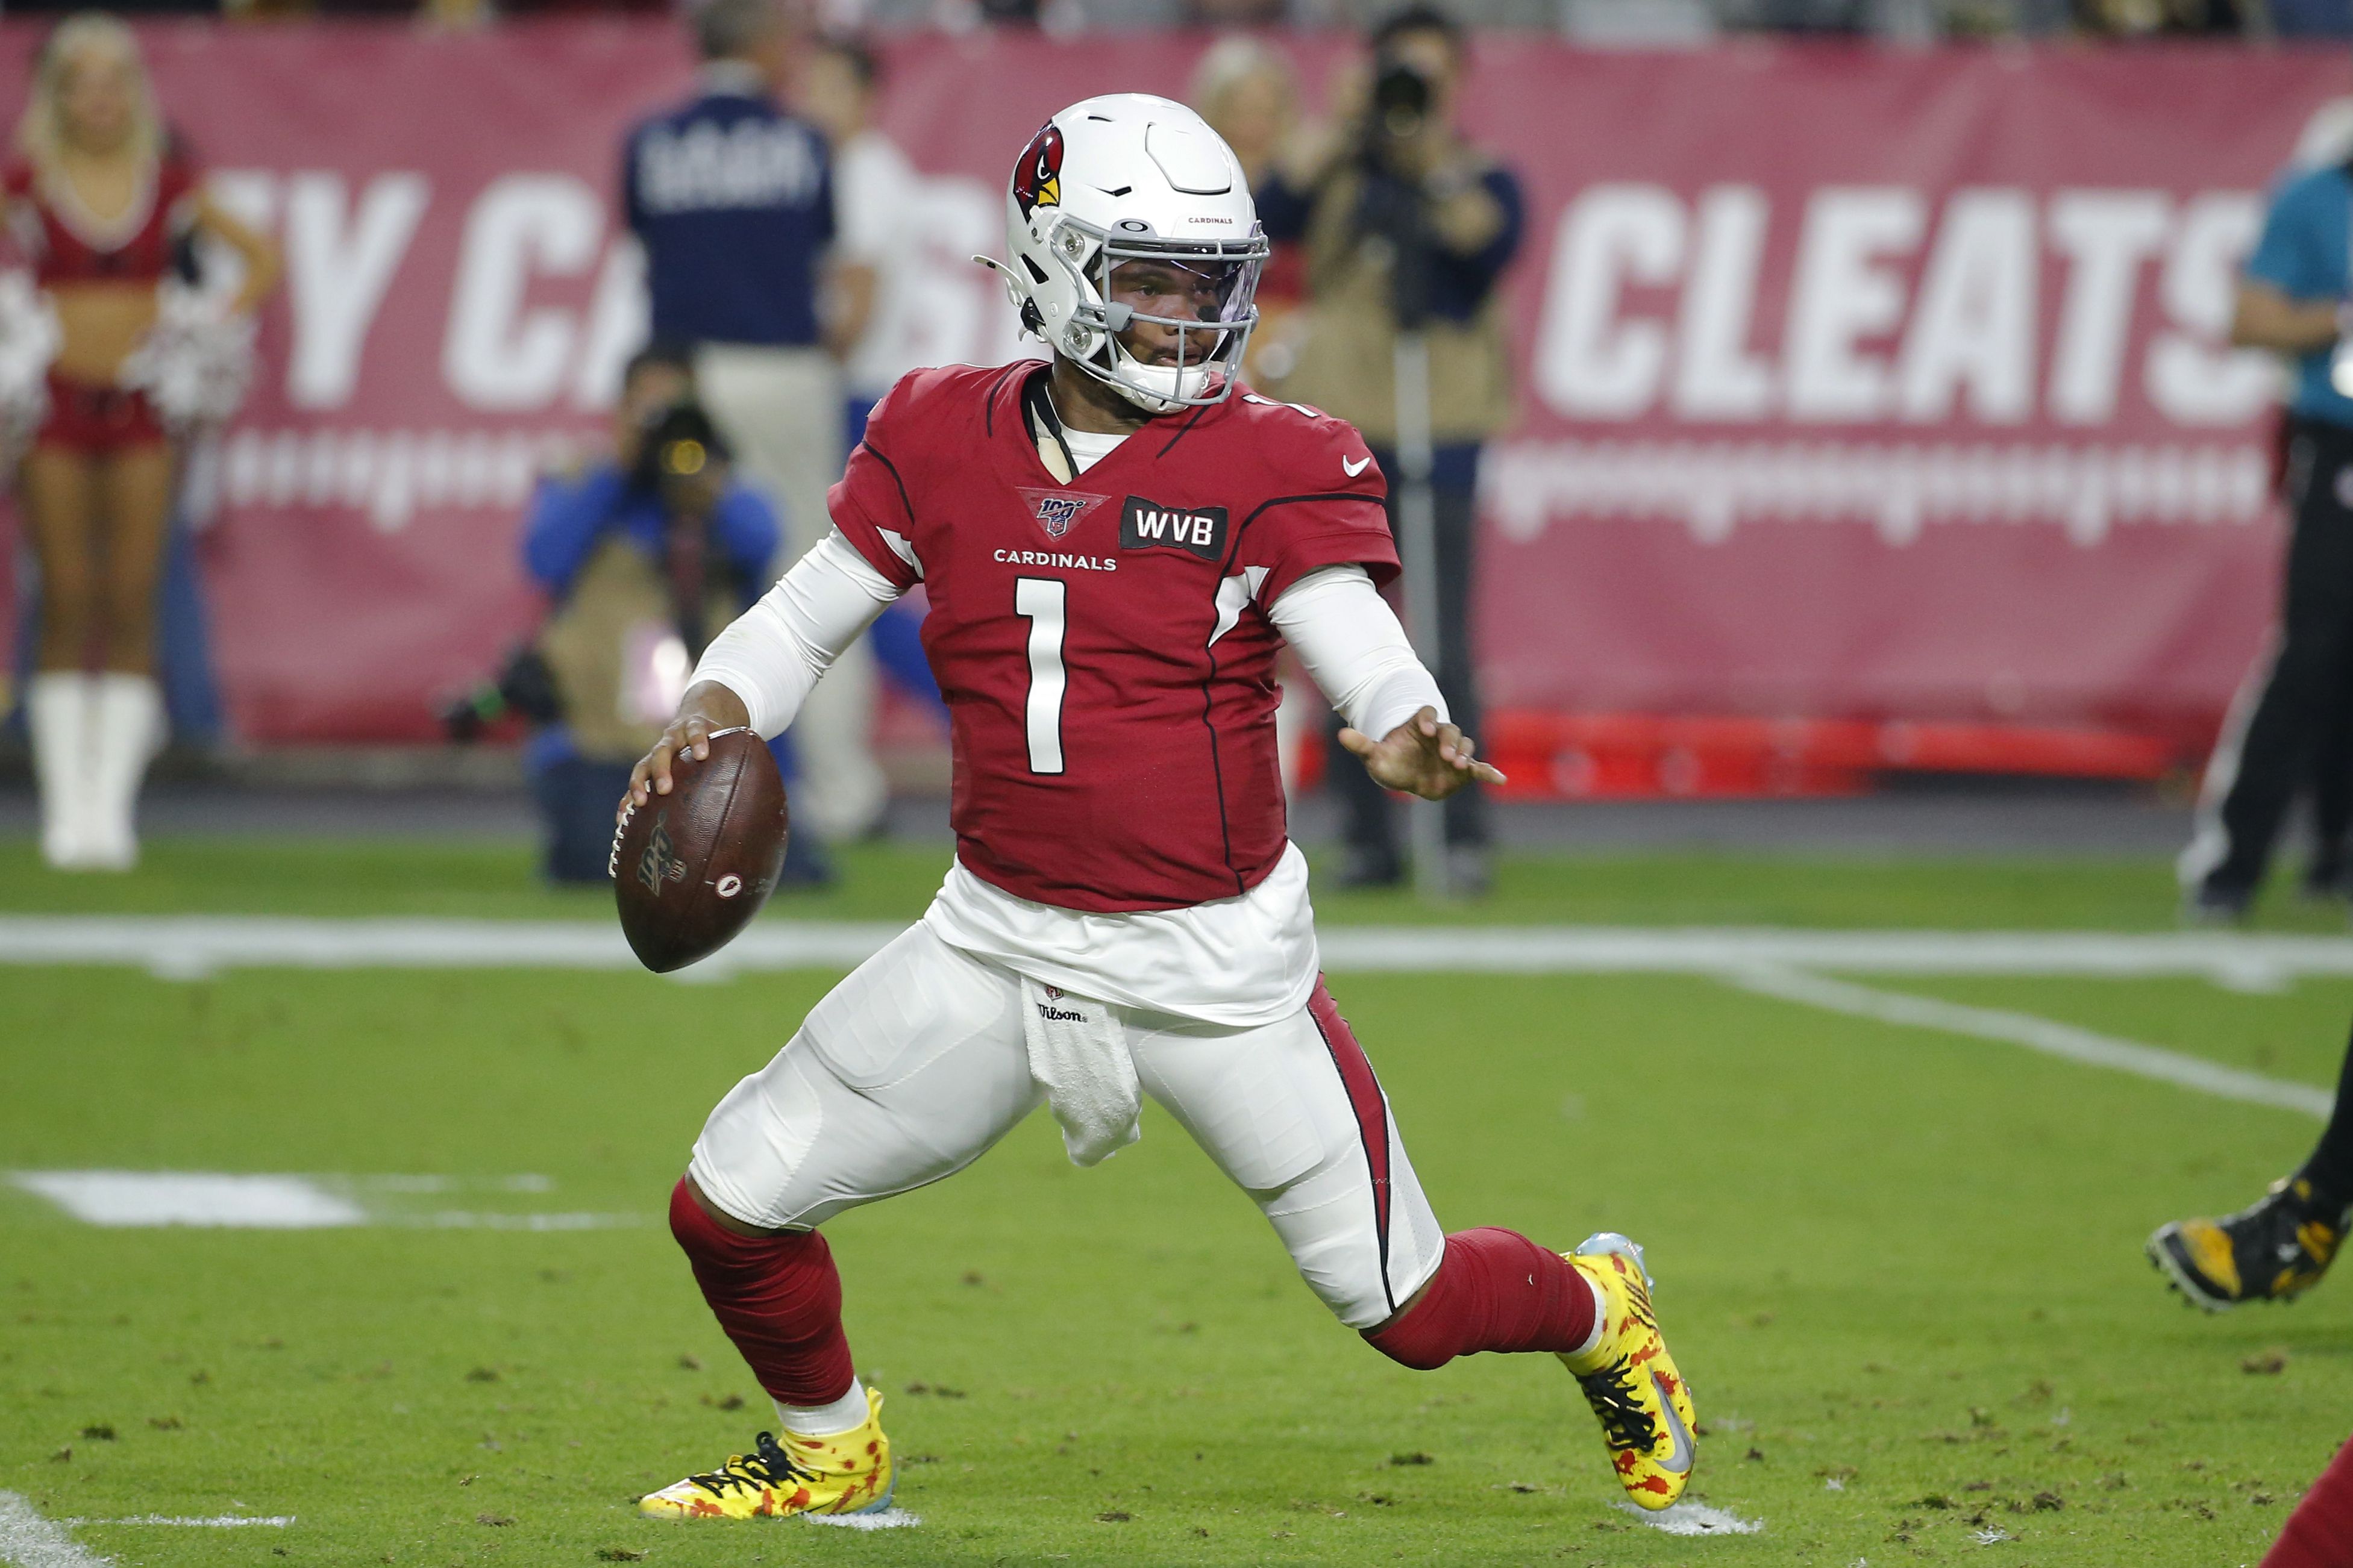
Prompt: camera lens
<box><xmin>1373</xmin><ymin>60</ymin><xmax>1430</xmax><ymax>136</ymax></box>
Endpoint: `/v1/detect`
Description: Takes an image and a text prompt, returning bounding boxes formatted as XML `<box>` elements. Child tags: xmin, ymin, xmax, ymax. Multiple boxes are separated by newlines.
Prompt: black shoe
<box><xmin>2148</xmin><ymin>1175</ymin><xmax>2351</xmax><ymax>1311</ymax></box>
<box><xmin>2304</xmin><ymin>858</ymin><xmax>2353</xmax><ymax>902</ymax></box>
<box><xmin>1332</xmin><ymin>846</ymin><xmax>1403</xmax><ymax>890</ymax></box>
<box><xmin>2182</xmin><ymin>882</ymin><xmax>2252</xmax><ymax>926</ymax></box>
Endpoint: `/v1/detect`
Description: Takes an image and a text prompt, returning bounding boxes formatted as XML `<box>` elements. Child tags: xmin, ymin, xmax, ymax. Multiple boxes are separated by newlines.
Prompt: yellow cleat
<box><xmin>638</xmin><ymin>1388</ymin><xmax>893</xmax><ymax>1521</ymax></box>
<box><xmin>2149</xmin><ymin>1176</ymin><xmax>2349</xmax><ymax>1311</ymax></box>
<box><xmin>1559</xmin><ymin>1234</ymin><xmax>1697</xmax><ymax>1511</ymax></box>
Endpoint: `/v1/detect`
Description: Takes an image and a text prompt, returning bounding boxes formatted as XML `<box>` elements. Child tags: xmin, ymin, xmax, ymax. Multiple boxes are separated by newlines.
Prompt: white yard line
<box><xmin>62</xmin><ymin>1517</ymin><xmax>292</xmax><ymax>1529</ymax></box>
<box><xmin>7</xmin><ymin>916</ymin><xmax>2353</xmax><ymax>987</ymax></box>
<box><xmin>2</xmin><ymin>916</ymin><xmax>2338</xmax><ymax>1119</ymax></box>
<box><xmin>0</xmin><ymin>916</ymin><xmax>897</xmax><ymax>979</ymax></box>
<box><xmin>8</xmin><ymin>1171</ymin><xmax>643</xmax><ymax>1231</ymax></box>
<box><xmin>10</xmin><ymin>1172</ymin><xmax>365</xmax><ymax>1228</ymax></box>
<box><xmin>1728</xmin><ymin>966</ymin><xmax>2334</xmax><ymax>1119</ymax></box>
<box><xmin>398</xmin><ymin>1212</ymin><xmax>639</xmax><ymax>1231</ymax></box>
<box><xmin>0</xmin><ymin>1493</ymin><xmax>106</xmax><ymax>1568</ymax></box>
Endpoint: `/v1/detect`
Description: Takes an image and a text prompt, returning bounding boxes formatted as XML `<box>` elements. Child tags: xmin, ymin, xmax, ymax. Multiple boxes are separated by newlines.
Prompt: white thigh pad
<box><xmin>1130</xmin><ymin>995</ymin><xmax>1446</xmax><ymax>1329</ymax></box>
<box><xmin>691</xmin><ymin>1046</ymin><xmax>829</xmax><ymax>1229</ymax></box>
<box><xmin>801</xmin><ymin>924</ymin><xmax>1021</xmax><ymax>1091</ymax></box>
<box><xmin>688</xmin><ymin>925</ymin><xmax>1039</xmax><ymax>1230</ymax></box>
<box><xmin>1131</xmin><ymin>1020</ymin><xmax>1327</xmax><ymax>1193</ymax></box>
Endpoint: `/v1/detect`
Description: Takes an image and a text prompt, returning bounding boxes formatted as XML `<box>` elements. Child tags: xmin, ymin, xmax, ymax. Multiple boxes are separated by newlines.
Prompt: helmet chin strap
<box><xmin>1111</xmin><ymin>334</ymin><xmax>1219</xmax><ymax>413</ymax></box>
<box><xmin>1107</xmin><ymin>360</ymin><xmax>1199</xmax><ymax>414</ymax></box>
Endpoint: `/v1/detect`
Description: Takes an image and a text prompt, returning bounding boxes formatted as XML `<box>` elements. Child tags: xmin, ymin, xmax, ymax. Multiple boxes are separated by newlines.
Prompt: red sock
<box><xmin>667</xmin><ymin>1178</ymin><xmax>856</xmax><ymax>1406</ymax></box>
<box><xmin>2266</xmin><ymin>1433</ymin><xmax>2353</xmax><ymax>1568</ymax></box>
<box><xmin>1363</xmin><ymin>1228</ymin><xmax>1599</xmax><ymax>1370</ymax></box>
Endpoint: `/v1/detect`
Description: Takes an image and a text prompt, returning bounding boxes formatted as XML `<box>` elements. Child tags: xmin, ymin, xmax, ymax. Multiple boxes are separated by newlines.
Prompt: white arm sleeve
<box><xmin>689</xmin><ymin>529</ymin><xmax>903</xmax><ymax>739</ymax></box>
<box><xmin>1268</xmin><ymin>564</ymin><xmax>1447</xmax><ymax>740</ymax></box>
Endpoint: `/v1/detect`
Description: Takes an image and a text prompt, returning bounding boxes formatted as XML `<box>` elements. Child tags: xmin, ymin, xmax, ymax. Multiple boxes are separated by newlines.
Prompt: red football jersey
<box><xmin>832</xmin><ymin>362</ymin><xmax>1397</xmax><ymax>914</ymax></box>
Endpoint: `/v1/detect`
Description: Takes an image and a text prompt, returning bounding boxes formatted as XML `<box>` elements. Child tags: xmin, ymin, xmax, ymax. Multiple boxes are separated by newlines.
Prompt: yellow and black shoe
<box><xmin>638</xmin><ymin>1388</ymin><xmax>893</xmax><ymax>1520</ymax></box>
<box><xmin>2148</xmin><ymin>1177</ymin><xmax>2350</xmax><ymax>1311</ymax></box>
<box><xmin>1560</xmin><ymin>1233</ymin><xmax>1697</xmax><ymax>1511</ymax></box>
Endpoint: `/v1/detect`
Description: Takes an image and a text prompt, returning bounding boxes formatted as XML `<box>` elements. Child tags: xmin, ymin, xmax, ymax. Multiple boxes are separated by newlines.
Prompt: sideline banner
<box><xmin>0</xmin><ymin>25</ymin><xmax>2335</xmax><ymax>748</ymax></box>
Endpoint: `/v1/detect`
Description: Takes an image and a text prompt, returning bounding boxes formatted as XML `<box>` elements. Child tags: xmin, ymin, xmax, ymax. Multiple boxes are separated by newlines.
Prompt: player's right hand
<box><xmin>624</xmin><ymin>681</ymin><xmax>753</xmax><ymax>816</ymax></box>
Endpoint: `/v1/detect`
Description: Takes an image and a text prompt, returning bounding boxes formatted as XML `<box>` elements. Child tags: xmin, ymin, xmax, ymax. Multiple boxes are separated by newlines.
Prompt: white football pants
<box><xmin>689</xmin><ymin>924</ymin><xmax>1446</xmax><ymax>1330</ymax></box>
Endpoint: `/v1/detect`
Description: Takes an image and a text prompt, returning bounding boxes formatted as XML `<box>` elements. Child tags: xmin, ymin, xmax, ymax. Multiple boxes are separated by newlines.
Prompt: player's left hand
<box><xmin>1339</xmin><ymin>706</ymin><xmax>1506</xmax><ymax>801</ymax></box>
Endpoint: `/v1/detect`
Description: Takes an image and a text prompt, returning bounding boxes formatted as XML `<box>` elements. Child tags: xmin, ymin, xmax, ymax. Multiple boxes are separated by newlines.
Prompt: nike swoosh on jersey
<box><xmin>1652</xmin><ymin>1372</ymin><xmax>1696</xmax><ymax>1475</ymax></box>
<box><xmin>1343</xmin><ymin>455</ymin><xmax>1371</xmax><ymax>477</ymax></box>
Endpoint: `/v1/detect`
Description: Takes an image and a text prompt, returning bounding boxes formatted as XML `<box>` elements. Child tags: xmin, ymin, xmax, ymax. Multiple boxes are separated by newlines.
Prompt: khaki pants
<box><xmin>696</xmin><ymin>343</ymin><xmax>886</xmax><ymax>842</ymax></box>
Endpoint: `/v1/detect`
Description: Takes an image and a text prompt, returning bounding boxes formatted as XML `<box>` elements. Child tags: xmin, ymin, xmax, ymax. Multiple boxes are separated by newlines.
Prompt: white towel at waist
<box><xmin>1019</xmin><ymin>976</ymin><xmax>1141</xmax><ymax>1167</ymax></box>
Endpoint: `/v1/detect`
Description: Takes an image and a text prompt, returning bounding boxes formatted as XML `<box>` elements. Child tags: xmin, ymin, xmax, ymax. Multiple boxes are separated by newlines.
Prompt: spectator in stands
<box><xmin>1192</xmin><ymin>37</ymin><xmax>1296</xmax><ymax>214</ymax></box>
<box><xmin>2269</xmin><ymin>0</ymin><xmax>2353</xmax><ymax>36</ymax></box>
<box><xmin>12</xmin><ymin>13</ymin><xmax>277</xmax><ymax>871</ymax></box>
<box><xmin>2072</xmin><ymin>0</ymin><xmax>2244</xmax><ymax>31</ymax></box>
<box><xmin>795</xmin><ymin>34</ymin><xmax>943</xmax><ymax>722</ymax></box>
<box><xmin>1191</xmin><ymin>36</ymin><xmax>1307</xmax><ymax>384</ymax></box>
<box><xmin>621</xmin><ymin>0</ymin><xmax>888</xmax><ymax>846</ymax></box>
<box><xmin>1255</xmin><ymin>4</ymin><xmax>1523</xmax><ymax>893</ymax></box>
<box><xmin>519</xmin><ymin>345</ymin><xmax>819</xmax><ymax>884</ymax></box>
<box><xmin>796</xmin><ymin>36</ymin><xmax>909</xmax><ymax>451</ymax></box>
<box><xmin>2181</xmin><ymin>137</ymin><xmax>2353</xmax><ymax>919</ymax></box>
<box><xmin>1185</xmin><ymin>0</ymin><xmax>1290</xmax><ymax>25</ymax></box>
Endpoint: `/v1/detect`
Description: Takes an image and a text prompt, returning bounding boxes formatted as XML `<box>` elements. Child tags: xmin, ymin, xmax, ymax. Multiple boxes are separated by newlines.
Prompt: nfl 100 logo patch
<box><xmin>638</xmin><ymin>811</ymin><xmax>688</xmax><ymax>898</ymax></box>
<box><xmin>1018</xmin><ymin>488</ymin><xmax>1108</xmax><ymax>542</ymax></box>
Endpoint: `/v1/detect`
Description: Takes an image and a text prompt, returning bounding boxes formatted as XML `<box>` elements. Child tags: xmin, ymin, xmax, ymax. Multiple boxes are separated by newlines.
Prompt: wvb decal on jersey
<box><xmin>1018</xmin><ymin>488</ymin><xmax>1108</xmax><ymax>542</ymax></box>
<box><xmin>1120</xmin><ymin>498</ymin><xmax>1229</xmax><ymax>561</ymax></box>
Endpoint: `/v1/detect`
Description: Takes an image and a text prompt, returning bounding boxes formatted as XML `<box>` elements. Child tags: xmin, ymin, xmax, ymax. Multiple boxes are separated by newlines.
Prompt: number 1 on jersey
<box><xmin>1015</xmin><ymin>576</ymin><xmax>1067</xmax><ymax>775</ymax></box>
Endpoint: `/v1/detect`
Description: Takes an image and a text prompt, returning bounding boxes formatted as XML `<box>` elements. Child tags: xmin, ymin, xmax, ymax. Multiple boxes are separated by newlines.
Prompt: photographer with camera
<box><xmin>473</xmin><ymin>345</ymin><xmax>803</xmax><ymax>884</ymax></box>
<box><xmin>1255</xmin><ymin>4</ymin><xmax>1523</xmax><ymax>895</ymax></box>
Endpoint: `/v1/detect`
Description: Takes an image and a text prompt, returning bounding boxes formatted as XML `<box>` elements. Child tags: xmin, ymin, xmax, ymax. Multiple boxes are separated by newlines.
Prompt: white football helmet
<box><xmin>991</xmin><ymin>93</ymin><xmax>1268</xmax><ymax>414</ymax></box>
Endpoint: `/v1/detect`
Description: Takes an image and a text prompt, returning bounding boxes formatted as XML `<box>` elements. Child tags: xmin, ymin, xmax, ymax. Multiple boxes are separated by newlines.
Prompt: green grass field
<box><xmin>5</xmin><ymin>837</ymin><xmax>2351</xmax><ymax>1566</ymax></box>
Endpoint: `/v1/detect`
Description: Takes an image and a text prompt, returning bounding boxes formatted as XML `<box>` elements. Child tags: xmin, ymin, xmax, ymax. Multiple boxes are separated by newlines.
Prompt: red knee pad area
<box><xmin>1363</xmin><ymin>1228</ymin><xmax>1597</xmax><ymax>1371</ymax></box>
<box><xmin>667</xmin><ymin>1178</ymin><xmax>857</xmax><ymax>1406</ymax></box>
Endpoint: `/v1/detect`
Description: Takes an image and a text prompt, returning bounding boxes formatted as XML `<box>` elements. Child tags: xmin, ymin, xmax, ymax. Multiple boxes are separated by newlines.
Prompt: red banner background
<box><xmin>0</xmin><ymin>26</ymin><xmax>2339</xmax><ymax>767</ymax></box>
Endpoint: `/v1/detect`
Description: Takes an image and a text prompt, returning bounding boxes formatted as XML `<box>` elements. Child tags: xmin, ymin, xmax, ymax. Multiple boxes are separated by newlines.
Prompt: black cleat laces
<box><xmin>1576</xmin><ymin>1362</ymin><xmax>1661</xmax><ymax>1454</ymax></box>
<box><xmin>688</xmin><ymin>1433</ymin><xmax>815</xmax><ymax>1499</ymax></box>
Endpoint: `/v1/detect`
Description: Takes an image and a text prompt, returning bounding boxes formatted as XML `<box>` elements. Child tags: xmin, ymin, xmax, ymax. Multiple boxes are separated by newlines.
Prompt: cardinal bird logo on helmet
<box><xmin>1013</xmin><ymin>123</ymin><xmax>1064</xmax><ymax>217</ymax></box>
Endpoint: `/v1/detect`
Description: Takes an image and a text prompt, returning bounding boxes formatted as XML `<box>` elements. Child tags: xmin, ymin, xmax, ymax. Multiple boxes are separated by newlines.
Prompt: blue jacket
<box><xmin>622</xmin><ymin>66</ymin><xmax>835</xmax><ymax>348</ymax></box>
<box><xmin>522</xmin><ymin>460</ymin><xmax>779</xmax><ymax>604</ymax></box>
<box><xmin>2245</xmin><ymin>162</ymin><xmax>2353</xmax><ymax>428</ymax></box>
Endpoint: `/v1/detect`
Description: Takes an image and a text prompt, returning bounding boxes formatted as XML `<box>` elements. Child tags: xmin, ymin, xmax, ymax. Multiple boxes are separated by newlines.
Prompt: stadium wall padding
<box><xmin>0</xmin><ymin>23</ymin><xmax>2330</xmax><ymax>748</ymax></box>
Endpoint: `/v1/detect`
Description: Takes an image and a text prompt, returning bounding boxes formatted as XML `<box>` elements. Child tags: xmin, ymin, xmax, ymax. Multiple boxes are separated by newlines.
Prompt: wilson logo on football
<box><xmin>638</xmin><ymin>814</ymin><xmax>688</xmax><ymax>897</ymax></box>
<box><xmin>715</xmin><ymin>873</ymin><xmax>744</xmax><ymax>899</ymax></box>
<box><xmin>1012</xmin><ymin>123</ymin><xmax>1064</xmax><ymax>216</ymax></box>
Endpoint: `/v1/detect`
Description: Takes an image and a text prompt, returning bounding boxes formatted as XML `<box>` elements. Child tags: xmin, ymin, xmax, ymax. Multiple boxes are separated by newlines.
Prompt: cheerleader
<box><xmin>5</xmin><ymin>12</ymin><xmax>278</xmax><ymax>869</ymax></box>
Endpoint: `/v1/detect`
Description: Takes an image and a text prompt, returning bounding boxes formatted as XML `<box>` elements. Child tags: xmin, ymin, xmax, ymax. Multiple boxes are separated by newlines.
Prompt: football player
<box><xmin>624</xmin><ymin>93</ymin><xmax>1696</xmax><ymax>1523</ymax></box>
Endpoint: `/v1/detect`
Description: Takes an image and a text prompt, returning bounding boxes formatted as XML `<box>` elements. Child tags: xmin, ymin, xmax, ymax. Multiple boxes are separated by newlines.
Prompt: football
<box><xmin>609</xmin><ymin>727</ymin><xmax>789</xmax><ymax>973</ymax></box>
